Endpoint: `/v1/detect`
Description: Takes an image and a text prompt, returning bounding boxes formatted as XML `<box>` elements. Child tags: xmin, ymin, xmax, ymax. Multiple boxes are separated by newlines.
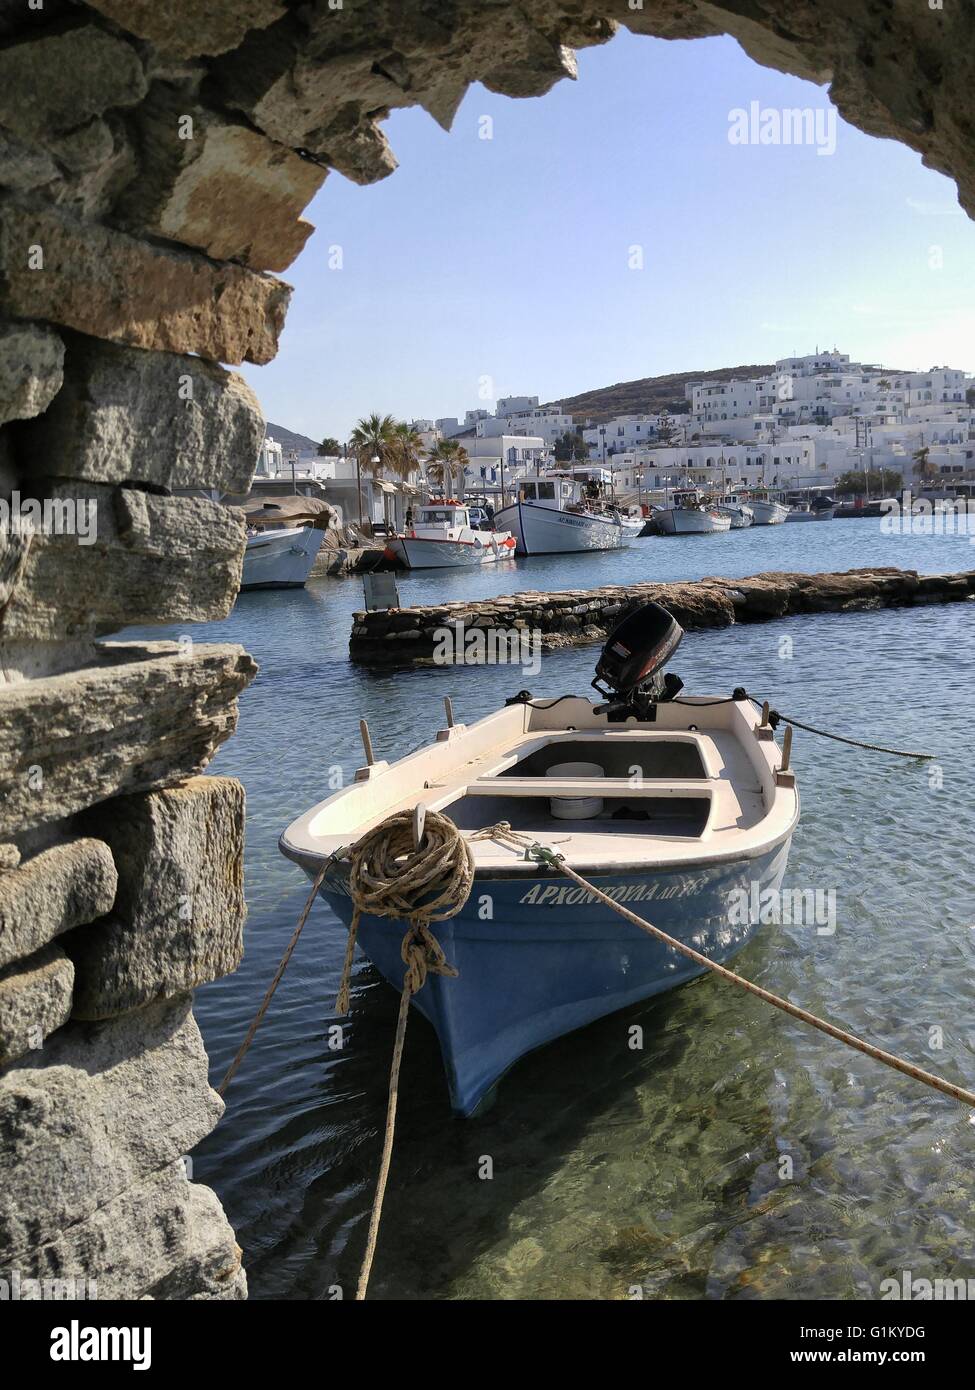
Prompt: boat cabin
<box><xmin>518</xmin><ymin>477</ymin><xmax>581</xmax><ymax>510</ymax></box>
<box><xmin>411</xmin><ymin>503</ymin><xmax>474</xmax><ymax>536</ymax></box>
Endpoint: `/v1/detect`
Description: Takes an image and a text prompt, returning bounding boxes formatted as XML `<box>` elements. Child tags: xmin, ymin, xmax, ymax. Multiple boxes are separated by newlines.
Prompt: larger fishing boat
<box><xmin>495</xmin><ymin>476</ymin><xmax>632</xmax><ymax>554</ymax></box>
<box><xmin>281</xmin><ymin>604</ymin><xmax>799</xmax><ymax>1115</ymax></box>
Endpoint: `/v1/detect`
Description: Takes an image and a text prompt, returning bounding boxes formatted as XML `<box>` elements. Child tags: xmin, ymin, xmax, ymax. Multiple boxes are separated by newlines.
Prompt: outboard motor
<box><xmin>592</xmin><ymin>600</ymin><xmax>684</xmax><ymax>721</ymax></box>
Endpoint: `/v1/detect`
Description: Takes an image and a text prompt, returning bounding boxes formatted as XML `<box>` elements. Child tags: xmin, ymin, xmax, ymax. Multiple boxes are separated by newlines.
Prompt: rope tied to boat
<box><xmin>334</xmin><ymin>808</ymin><xmax>470</xmax><ymax>1300</ymax></box>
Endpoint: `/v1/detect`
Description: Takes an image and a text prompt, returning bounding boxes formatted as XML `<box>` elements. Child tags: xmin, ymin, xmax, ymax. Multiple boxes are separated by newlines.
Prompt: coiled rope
<box><xmin>334</xmin><ymin>809</ymin><xmax>472</xmax><ymax>1300</ymax></box>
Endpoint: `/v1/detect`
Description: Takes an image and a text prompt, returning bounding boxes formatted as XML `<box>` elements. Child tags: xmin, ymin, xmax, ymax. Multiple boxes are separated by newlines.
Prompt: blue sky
<box><xmin>242</xmin><ymin>30</ymin><xmax>975</xmax><ymax>444</ymax></box>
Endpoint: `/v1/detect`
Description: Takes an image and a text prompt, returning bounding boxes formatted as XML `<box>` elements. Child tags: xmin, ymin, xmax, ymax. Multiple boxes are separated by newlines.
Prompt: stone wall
<box><xmin>1</xmin><ymin>0</ymin><xmax>972</xmax><ymax>1300</ymax></box>
<box><xmin>349</xmin><ymin>568</ymin><xmax>975</xmax><ymax>666</ymax></box>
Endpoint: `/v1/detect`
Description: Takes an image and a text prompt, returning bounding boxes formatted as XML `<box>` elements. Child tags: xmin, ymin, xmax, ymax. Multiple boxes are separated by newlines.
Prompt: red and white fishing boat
<box><xmin>385</xmin><ymin>502</ymin><xmax>516</xmax><ymax>570</ymax></box>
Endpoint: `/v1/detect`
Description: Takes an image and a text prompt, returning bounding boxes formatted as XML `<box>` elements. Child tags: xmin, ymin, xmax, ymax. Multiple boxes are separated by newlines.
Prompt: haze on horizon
<box><xmin>241</xmin><ymin>30</ymin><xmax>975</xmax><ymax>445</ymax></box>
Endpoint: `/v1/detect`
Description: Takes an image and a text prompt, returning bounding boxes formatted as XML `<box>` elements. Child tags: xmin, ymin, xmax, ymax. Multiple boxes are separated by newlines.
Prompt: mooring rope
<box><xmin>335</xmin><ymin>808</ymin><xmax>470</xmax><ymax>1300</ymax></box>
<box><xmin>216</xmin><ymin>856</ymin><xmax>334</xmax><ymax>1098</ymax></box>
<box><xmin>761</xmin><ymin>707</ymin><xmax>934</xmax><ymax>761</ymax></box>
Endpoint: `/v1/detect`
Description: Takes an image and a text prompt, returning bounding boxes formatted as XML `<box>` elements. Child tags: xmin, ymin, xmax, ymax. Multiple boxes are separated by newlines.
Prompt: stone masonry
<box><xmin>1</xmin><ymin>0</ymin><xmax>972</xmax><ymax>1299</ymax></box>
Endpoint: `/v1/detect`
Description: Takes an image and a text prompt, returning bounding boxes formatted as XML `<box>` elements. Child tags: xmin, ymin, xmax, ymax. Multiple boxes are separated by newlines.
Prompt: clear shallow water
<box><xmin>126</xmin><ymin>520</ymin><xmax>975</xmax><ymax>1299</ymax></box>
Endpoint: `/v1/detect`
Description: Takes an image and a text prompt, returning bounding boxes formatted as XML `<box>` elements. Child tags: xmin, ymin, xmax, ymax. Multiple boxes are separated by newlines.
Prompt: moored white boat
<box><xmin>241</xmin><ymin>523</ymin><xmax>324</xmax><ymax>590</ymax></box>
<box><xmin>747</xmin><ymin>494</ymin><xmax>790</xmax><ymax>526</ymax></box>
<box><xmin>385</xmin><ymin>502</ymin><xmax>516</xmax><ymax>569</ymax></box>
<box><xmin>716</xmin><ymin>492</ymin><xmax>754</xmax><ymax>528</ymax></box>
<box><xmin>495</xmin><ymin>476</ymin><xmax>631</xmax><ymax>555</ymax></box>
<box><xmin>280</xmin><ymin>604</ymin><xmax>799</xmax><ymax>1115</ymax></box>
<box><xmin>656</xmin><ymin>490</ymin><xmax>732</xmax><ymax>535</ymax></box>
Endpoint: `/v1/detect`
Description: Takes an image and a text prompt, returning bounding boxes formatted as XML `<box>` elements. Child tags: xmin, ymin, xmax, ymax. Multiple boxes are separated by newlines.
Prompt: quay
<box><xmin>350</xmin><ymin>566</ymin><xmax>975</xmax><ymax>666</ymax></box>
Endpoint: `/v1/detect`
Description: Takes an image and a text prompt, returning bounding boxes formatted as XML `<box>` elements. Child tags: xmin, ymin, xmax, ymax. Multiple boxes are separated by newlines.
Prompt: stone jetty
<box><xmin>350</xmin><ymin>567</ymin><xmax>975</xmax><ymax>667</ymax></box>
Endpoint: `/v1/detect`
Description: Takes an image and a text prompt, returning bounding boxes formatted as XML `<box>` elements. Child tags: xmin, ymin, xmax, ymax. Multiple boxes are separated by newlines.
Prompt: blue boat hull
<box><xmin>316</xmin><ymin>839</ymin><xmax>792</xmax><ymax>1115</ymax></box>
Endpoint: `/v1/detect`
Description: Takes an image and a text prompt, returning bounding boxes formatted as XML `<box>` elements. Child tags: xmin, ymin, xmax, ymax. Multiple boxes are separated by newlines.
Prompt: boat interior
<box><xmin>280</xmin><ymin>603</ymin><xmax>799</xmax><ymax>876</ymax></box>
<box><xmin>281</xmin><ymin>699</ymin><xmax>798</xmax><ymax>875</ymax></box>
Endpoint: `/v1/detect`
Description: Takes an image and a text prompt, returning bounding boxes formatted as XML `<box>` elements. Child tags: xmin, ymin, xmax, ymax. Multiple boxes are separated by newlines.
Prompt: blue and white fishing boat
<box><xmin>280</xmin><ymin>605</ymin><xmax>799</xmax><ymax>1115</ymax></box>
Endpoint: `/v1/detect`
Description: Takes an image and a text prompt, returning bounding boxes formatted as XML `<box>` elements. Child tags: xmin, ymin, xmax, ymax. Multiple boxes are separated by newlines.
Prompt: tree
<box><xmin>834</xmin><ymin>468</ymin><xmax>903</xmax><ymax>496</ymax></box>
<box><xmin>877</xmin><ymin>379</ymin><xmax>891</xmax><ymax>392</ymax></box>
<box><xmin>655</xmin><ymin>411</ymin><xmax>674</xmax><ymax>446</ymax></box>
<box><xmin>553</xmin><ymin>430</ymin><xmax>589</xmax><ymax>463</ymax></box>
<box><xmin>349</xmin><ymin>413</ymin><xmax>400</xmax><ymax>475</ymax></box>
<box><xmin>912</xmin><ymin>446</ymin><xmax>938</xmax><ymax>485</ymax></box>
<box><xmin>425</xmin><ymin>438</ymin><xmax>469</xmax><ymax>499</ymax></box>
<box><xmin>966</xmin><ymin>386</ymin><xmax>975</xmax><ymax>408</ymax></box>
<box><xmin>391</xmin><ymin>422</ymin><xmax>424</xmax><ymax>481</ymax></box>
<box><xmin>317</xmin><ymin>436</ymin><xmax>341</xmax><ymax>456</ymax></box>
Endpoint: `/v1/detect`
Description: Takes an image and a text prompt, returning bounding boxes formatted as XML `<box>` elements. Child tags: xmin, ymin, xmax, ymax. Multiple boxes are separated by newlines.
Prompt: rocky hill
<box><xmin>545</xmin><ymin>364</ymin><xmax>776</xmax><ymax>425</ymax></box>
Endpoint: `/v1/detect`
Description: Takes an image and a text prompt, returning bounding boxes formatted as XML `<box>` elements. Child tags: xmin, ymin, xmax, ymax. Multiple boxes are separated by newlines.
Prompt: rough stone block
<box><xmin>0</xmin><ymin>943</ymin><xmax>73</xmax><ymax>1067</ymax></box>
<box><xmin>118</xmin><ymin>92</ymin><xmax>325</xmax><ymax>271</ymax></box>
<box><xmin>0</xmin><ymin>321</ymin><xmax>64</xmax><ymax>424</ymax></box>
<box><xmin>0</xmin><ymin>485</ymin><xmax>246</xmax><ymax>640</ymax></box>
<box><xmin>0</xmin><ymin>994</ymin><xmax>223</xmax><ymax>1261</ymax></box>
<box><xmin>0</xmin><ymin>838</ymin><xmax>117</xmax><ymax>969</ymax></box>
<box><xmin>0</xmin><ymin>641</ymin><xmax>257</xmax><ymax>836</ymax></box>
<box><xmin>0</xmin><ymin>198</ymin><xmax>291</xmax><ymax>365</ymax></box>
<box><xmin>0</xmin><ymin>26</ymin><xmax>146</xmax><ymax>141</ymax></box>
<box><xmin>6</xmin><ymin>1160</ymin><xmax>245</xmax><ymax>1300</ymax></box>
<box><xmin>70</xmin><ymin>777</ymin><xmax>245</xmax><ymax>1019</ymax></box>
<box><xmin>86</xmin><ymin>0</ymin><xmax>286</xmax><ymax>59</ymax></box>
<box><xmin>17</xmin><ymin>333</ymin><xmax>264</xmax><ymax>492</ymax></box>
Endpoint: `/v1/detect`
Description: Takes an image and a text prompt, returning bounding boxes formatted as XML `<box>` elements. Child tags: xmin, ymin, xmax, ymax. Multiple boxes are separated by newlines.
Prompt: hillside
<box><xmin>544</xmin><ymin>364</ymin><xmax>777</xmax><ymax>424</ymax></box>
<box><xmin>265</xmin><ymin>421</ymin><xmax>322</xmax><ymax>455</ymax></box>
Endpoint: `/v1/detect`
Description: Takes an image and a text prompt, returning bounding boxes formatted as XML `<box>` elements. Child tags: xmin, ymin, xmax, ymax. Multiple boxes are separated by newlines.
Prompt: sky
<box><xmin>240</xmin><ymin>30</ymin><xmax>975</xmax><ymax>444</ymax></box>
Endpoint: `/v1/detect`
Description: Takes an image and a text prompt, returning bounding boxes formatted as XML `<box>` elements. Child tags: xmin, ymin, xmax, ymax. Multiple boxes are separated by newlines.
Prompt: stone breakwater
<box><xmin>350</xmin><ymin>568</ymin><xmax>975</xmax><ymax>667</ymax></box>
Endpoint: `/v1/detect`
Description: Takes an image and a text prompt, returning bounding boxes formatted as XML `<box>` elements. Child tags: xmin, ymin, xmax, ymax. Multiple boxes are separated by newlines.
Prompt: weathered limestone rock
<box><xmin>7</xmin><ymin>1160</ymin><xmax>246</xmax><ymax>1301</ymax></box>
<box><xmin>0</xmin><ymin>838</ymin><xmax>117</xmax><ymax>969</ymax></box>
<box><xmin>86</xmin><ymin>0</ymin><xmax>287</xmax><ymax>60</ymax></box>
<box><xmin>0</xmin><ymin>26</ymin><xmax>147</xmax><ymax>141</ymax></box>
<box><xmin>70</xmin><ymin>777</ymin><xmax>245</xmax><ymax>1019</ymax></box>
<box><xmin>0</xmin><ymin>944</ymin><xmax>73</xmax><ymax>1067</ymax></box>
<box><xmin>0</xmin><ymin>322</ymin><xmax>64</xmax><ymax>424</ymax></box>
<box><xmin>0</xmin><ymin>994</ymin><xmax>222</xmax><ymax>1260</ymax></box>
<box><xmin>0</xmin><ymin>642</ymin><xmax>257</xmax><ymax>836</ymax></box>
<box><xmin>0</xmin><ymin>198</ymin><xmax>291</xmax><ymax>364</ymax></box>
<box><xmin>0</xmin><ymin>129</ymin><xmax>60</xmax><ymax>193</ymax></box>
<box><xmin>118</xmin><ymin>92</ymin><xmax>326</xmax><ymax>271</ymax></box>
<box><xmin>18</xmin><ymin>334</ymin><xmax>263</xmax><ymax>492</ymax></box>
<box><xmin>0</xmin><ymin>485</ymin><xmax>246</xmax><ymax>640</ymax></box>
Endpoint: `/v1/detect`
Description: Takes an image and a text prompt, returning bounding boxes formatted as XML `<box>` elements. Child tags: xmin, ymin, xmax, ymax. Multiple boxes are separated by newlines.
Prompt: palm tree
<box><xmin>877</xmin><ymin>379</ymin><xmax>891</xmax><ymax>392</ymax></box>
<box><xmin>348</xmin><ymin>413</ymin><xmax>399</xmax><ymax>526</ymax></box>
<box><xmin>392</xmin><ymin>422</ymin><xmax>424</xmax><ymax>482</ymax></box>
<box><xmin>425</xmin><ymin>438</ymin><xmax>469</xmax><ymax>500</ymax></box>
<box><xmin>317</xmin><ymin>436</ymin><xmax>341</xmax><ymax>457</ymax></box>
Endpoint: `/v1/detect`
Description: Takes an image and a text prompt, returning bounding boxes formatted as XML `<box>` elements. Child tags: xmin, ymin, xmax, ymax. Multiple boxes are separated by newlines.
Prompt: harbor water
<box><xmin>127</xmin><ymin>519</ymin><xmax>975</xmax><ymax>1299</ymax></box>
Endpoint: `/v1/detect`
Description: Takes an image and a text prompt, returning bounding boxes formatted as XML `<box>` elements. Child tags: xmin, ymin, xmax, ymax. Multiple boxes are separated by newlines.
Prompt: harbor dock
<box><xmin>350</xmin><ymin>566</ymin><xmax>975</xmax><ymax>666</ymax></box>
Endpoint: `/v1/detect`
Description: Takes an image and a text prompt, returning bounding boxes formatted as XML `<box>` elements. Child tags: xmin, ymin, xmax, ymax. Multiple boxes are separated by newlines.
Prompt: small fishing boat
<box><xmin>781</xmin><ymin>489</ymin><xmax>836</xmax><ymax>523</ymax></box>
<box><xmin>746</xmin><ymin>491</ymin><xmax>789</xmax><ymax>526</ymax></box>
<box><xmin>384</xmin><ymin>502</ymin><xmax>516</xmax><ymax>569</ymax></box>
<box><xmin>241</xmin><ymin>525</ymin><xmax>324</xmax><ymax>590</ymax></box>
<box><xmin>655</xmin><ymin>490</ymin><xmax>732</xmax><ymax>535</ymax></box>
<box><xmin>495</xmin><ymin>476</ymin><xmax>632</xmax><ymax>555</ymax></box>
<box><xmin>239</xmin><ymin>495</ymin><xmax>330</xmax><ymax>590</ymax></box>
<box><xmin>281</xmin><ymin>604</ymin><xmax>799</xmax><ymax>1115</ymax></box>
<box><xmin>716</xmin><ymin>491</ymin><xmax>754</xmax><ymax>529</ymax></box>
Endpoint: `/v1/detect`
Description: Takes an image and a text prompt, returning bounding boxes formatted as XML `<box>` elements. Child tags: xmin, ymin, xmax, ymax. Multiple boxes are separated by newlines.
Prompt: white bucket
<box><xmin>546</xmin><ymin>761</ymin><xmax>605</xmax><ymax>820</ymax></box>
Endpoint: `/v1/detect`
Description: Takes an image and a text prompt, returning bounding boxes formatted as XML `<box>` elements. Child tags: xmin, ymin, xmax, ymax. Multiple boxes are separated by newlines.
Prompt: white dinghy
<box><xmin>281</xmin><ymin>603</ymin><xmax>799</xmax><ymax>1115</ymax></box>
